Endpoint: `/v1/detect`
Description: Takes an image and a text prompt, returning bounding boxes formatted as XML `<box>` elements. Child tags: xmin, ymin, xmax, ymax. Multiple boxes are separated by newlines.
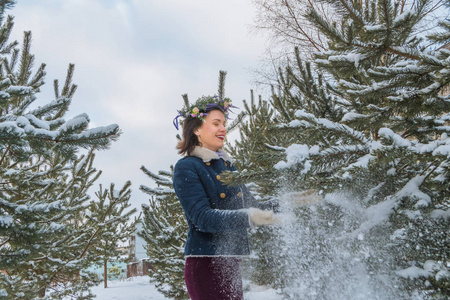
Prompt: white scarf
<box><xmin>190</xmin><ymin>146</ymin><xmax>234</xmax><ymax>164</ymax></box>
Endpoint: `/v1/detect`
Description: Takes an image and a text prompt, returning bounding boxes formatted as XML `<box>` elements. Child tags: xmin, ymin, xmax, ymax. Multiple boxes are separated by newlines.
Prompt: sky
<box><xmin>9</xmin><ymin>0</ymin><xmax>270</xmax><ymax>209</ymax></box>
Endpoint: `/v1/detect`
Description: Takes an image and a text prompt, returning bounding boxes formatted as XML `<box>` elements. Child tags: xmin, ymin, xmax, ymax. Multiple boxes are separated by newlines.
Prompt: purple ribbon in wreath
<box><xmin>173</xmin><ymin>111</ymin><xmax>184</xmax><ymax>130</ymax></box>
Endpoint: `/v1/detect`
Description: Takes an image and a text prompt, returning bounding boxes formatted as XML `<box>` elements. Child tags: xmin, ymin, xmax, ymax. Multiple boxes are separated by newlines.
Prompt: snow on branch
<box><xmin>394</xmin><ymin>175</ymin><xmax>431</xmax><ymax>208</ymax></box>
<box><xmin>274</xmin><ymin>144</ymin><xmax>319</xmax><ymax>171</ymax></box>
<box><xmin>378</xmin><ymin>127</ymin><xmax>412</xmax><ymax>148</ymax></box>
<box><xmin>27</xmin><ymin>97</ymin><xmax>71</xmax><ymax>118</ymax></box>
<box><xmin>294</xmin><ymin>109</ymin><xmax>370</xmax><ymax>144</ymax></box>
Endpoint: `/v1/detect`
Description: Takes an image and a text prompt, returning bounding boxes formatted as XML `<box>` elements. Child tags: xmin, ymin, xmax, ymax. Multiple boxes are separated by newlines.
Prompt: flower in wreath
<box><xmin>173</xmin><ymin>95</ymin><xmax>237</xmax><ymax>130</ymax></box>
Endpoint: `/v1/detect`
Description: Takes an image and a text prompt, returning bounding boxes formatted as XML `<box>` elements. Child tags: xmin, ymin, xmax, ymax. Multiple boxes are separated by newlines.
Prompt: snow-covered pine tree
<box><xmin>305</xmin><ymin>1</ymin><xmax>449</xmax><ymax>297</ymax></box>
<box><xmin>1</xmin><ymin>146</ymin><xmax>116</xmax><ymax>299</ymax></box>
<box><xmin>235</xmin><ymin>0</ymin><xmax>449</xmax><ymax>298</ymax></box>
<box><xmin>89</xmin><ymin>181</ymin><xmax>138</xmax><ymax>289</ymax></box>
<box><xmin>138</xmin><ymin>166</ymin><xmax>189</xmax><ymax>300</ymax></box>
<box><xmin>226</xmin><ymin>91</ymin><xmax>280</xmax><ymax>190</ymax></box>
<box><xmin>0</xmin><ymin>2</ymin><xmax>121</xmax><ymax>299</ymax></box>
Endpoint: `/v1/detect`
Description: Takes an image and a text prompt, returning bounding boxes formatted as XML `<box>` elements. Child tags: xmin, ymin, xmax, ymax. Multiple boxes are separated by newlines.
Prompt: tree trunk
<box><xmin>104</xmin><ymin>259</ymin><xmax>108</xmax><ymax>288</ymax></box>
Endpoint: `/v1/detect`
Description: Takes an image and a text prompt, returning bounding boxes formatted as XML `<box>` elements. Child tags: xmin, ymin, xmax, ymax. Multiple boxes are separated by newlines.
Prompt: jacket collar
<box><xmin>190</xmin><ymin>146</ymin><xmax>234</xmax><ymax>164</ymax></box>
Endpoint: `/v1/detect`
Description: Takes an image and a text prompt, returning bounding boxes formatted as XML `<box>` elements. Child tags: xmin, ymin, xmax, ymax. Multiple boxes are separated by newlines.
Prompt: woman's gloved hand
<box><xmin>247</xmin><ymin>208</ymin><xmax>279</xmax><ymax>226</ymax></box>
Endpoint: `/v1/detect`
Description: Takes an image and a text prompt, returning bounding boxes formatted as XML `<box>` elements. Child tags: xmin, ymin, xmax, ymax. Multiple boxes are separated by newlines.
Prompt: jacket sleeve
<box><xmin>241</xmin><ymin>184</ymin><xmax>280</xmax><ymax>212</ymax></box>
<box><xmin>173</xmin><ymin>159</ymin><xmax>250</xmax><ymax>233</ymax></box>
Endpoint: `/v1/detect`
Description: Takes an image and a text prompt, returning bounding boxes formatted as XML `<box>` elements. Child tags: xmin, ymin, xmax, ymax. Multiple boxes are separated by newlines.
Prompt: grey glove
<box><xmin>248</xmin><ymin>208</ymin><xmax>279</xmax><ymax>226</ymax></box>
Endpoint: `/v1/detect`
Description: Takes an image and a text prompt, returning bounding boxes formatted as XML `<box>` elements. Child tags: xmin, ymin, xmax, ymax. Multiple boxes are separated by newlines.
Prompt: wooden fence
<box><xmin>127</xmin><ymin>259</ymin><xmax>153</xmax><ymax>277</ymax></box>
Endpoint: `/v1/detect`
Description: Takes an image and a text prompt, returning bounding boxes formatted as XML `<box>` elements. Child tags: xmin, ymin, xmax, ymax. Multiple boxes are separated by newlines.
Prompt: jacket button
<box><xmin>220</xmin><ymin>193</ymin><xmax>226</xmax><ymax>199</ymax></box>
<box><xmin>237</xmin><ymin>192</ymin><xmax>242</xmax><ymax>197</ymax></box>
<box><xmin>206</xmin><ymin>162</ymin><xmax>211</xmax><ymax>166</ymax></box>
<box><xmin>216</xmin><ymin>175</ymin><xmax>221</xmax><ymax>180</ymax></box>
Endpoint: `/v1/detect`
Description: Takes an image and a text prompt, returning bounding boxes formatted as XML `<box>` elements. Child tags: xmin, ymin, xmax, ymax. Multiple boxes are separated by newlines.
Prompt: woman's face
<box><xmin>195</xmin><ymin>110</ymin><xmax>226</xmax><ymax>152</ymax></box>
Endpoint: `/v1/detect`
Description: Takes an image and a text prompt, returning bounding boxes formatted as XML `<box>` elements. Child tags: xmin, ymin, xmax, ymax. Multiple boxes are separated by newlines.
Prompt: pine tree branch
<box><xmin>79</xmin><ymin>193</ymin><xmax>119</xmax><ymax>259</ymax></box>
<box><xmin>218</xmin><ymin>70</ymin><xmax>227</xmax><ymax>101</ymax></box>
<box><xmin>420</xmin><ymin>159</ymin><xmax>439</xmax><ymax>179</ymax></box>
<box><xmin>182</xmin><ymin>94</ymin><xmax>189</xmax><ymax>109</ymax></box>
<box><xmin>28</xmin><ymin>126</ymin><xmax>121</xmax><ymax>148</ymax></box>
<box><xmin>283</xmin><ymin>0</ymin><xmax>323</xmax><ymax>52</ymax></box>
<box><xmin>335</xmin><ymin>0</ymin><xmax>365</xmax><ymax>26</ymax></box>
<box><xmin>227</xmin><ymin>110</ymin><xmax>247</xmax><ymax>133</ymax></box>
<box><xmin>380</xmin><ymin>0</ymin><xmax>393</xmax><ymax>47</ymax></box>
<box><xmin>421</xmin><ymin>0</ymin><xmax>444</xmax><ymax>18</ymax></box>
<box><xmin>400</xmin><ymin>0</ymin><xmax>406</xmax><ymax>13</ymax></box>
<box><xmin>61</xmin><ymin>64</ymin><xmax>74</xmax><ymax>97</ymax></box>
<box><xmin>385</xmin><ymin>46</ymin><xmax>420</xmax><ymax>60</ymax></box>
<box><xmin>0</xmin><ymin>237</ymin><xmax>10</xmax><ymax>248</ymax></box>
<box><xmin>53</xmin><ymin>79</ymin><xmax>59</xmax><ymax>99</ymax></box>
<box><xmin>0</xmin><ymin>144</ymin><xmax>10</xmax><ymax>165</ymax></box>
<box><xmin>18</xmin><ymin>31</ymin><xmax>33</xmax><ymax>86</ymax></box>
<box><xmin>306</xmin><ymin>7</ymin><xmax>349</xmax><ymax>47</ymax></box>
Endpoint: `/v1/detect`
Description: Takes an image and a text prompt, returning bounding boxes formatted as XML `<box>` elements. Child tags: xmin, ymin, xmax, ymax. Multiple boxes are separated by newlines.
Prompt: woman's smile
<box><xmin>196</xmin><ymin>110</ymin><xmax>227</xmax><ymax>151</ymax></box>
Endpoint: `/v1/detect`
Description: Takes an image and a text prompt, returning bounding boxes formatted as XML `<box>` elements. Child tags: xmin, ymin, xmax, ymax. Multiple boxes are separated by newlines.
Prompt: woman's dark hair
<box><xmin>177</xmin><ymin>108</ymin><xmax>224</xmax><ymax>156</ymax></box>
<box><xmin>177</xmin><ymin>116</ymin><xmax>203</xmax><ymax>156</ymax></box>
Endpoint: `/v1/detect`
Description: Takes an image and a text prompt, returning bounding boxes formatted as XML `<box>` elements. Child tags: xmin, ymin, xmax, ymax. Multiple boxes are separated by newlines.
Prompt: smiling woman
<box><xmin>172</xmin><ymin>74</ymin><xmax>281</xmax><ymax>300</ymax></box>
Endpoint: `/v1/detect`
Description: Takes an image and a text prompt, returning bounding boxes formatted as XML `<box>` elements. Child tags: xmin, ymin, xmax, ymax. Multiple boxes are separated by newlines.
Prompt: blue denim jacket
<box><xmin>173</xmin><ymin>147</ymin><xmax>276</xmax><ymax>256</ymax></box>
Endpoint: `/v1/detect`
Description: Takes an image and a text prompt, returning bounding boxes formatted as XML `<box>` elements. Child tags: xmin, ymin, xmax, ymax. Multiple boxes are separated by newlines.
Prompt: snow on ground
<box><xmin>91</xmin><ymin>276</ymin><xmax>282</xmax><ymax>300</ymax></box>
<box><xmin>91</xmin><ymin>276</ymin><xmax>165</xmax><ymax>300</ymax></box>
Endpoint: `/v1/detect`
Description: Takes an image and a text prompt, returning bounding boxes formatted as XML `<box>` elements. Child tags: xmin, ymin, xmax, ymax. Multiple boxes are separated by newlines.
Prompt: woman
<box><xmin>173</xmin><ymin>96</ymin><xmax>280</xmax><ymax>300</ymax></box>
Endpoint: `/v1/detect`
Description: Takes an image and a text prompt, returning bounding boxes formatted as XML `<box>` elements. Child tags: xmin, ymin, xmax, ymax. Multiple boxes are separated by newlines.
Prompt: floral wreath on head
<box><xmin>173</xmin><ymin>95</ymin><xmax>237</xmax><ymax>130</ymax></box>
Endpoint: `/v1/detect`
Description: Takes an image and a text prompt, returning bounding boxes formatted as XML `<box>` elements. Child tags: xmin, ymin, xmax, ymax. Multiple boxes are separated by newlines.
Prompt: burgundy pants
<box><xmin>184</xmin><ymin>256</ymin><xmax>244</xmax><ymax>300</ymax></box>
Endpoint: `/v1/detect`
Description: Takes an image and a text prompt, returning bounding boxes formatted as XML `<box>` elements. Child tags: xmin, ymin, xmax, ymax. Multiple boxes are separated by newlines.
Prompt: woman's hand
<box><xmin>248</xmin><ymin>208</ymin><xmax>279</xmax><ymax>226</ymax></box>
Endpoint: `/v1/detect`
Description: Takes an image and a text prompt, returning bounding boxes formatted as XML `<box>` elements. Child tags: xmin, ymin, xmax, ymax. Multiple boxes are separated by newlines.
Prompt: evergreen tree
<box><xmin>138</xmin><ymin>166</ymin><xmax>189</xmax><ymax>300</ymax></box>
<box><xmin>229</xmin><ymin>0</ymin><xmax>449</xmax><ymax>298</ymax></box>
<box><xmin>0</xmin><ymin>2</ymin><xmax>122</xmax><ymax>298</ymax></box>
<box><xmin>227</xmin><ymin>91</ymin><xmax>279</xmax><ymax>191</ymax></box>
<box><xmin>89</xmin><ymin>181</ymin><xmax>139</xmax><ymax>289</ymax></box>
